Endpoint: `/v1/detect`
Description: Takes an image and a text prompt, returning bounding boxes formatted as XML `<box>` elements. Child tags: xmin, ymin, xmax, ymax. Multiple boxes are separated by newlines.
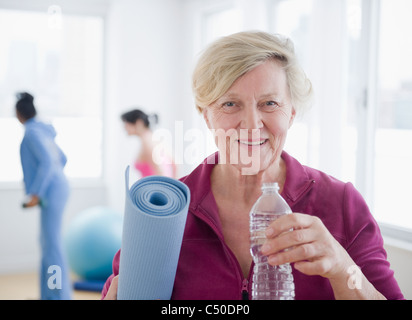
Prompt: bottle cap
<box><xmin>261</xmin><ymin>182</ymin><xmax>279</xmax><ymax>191</ymax></box>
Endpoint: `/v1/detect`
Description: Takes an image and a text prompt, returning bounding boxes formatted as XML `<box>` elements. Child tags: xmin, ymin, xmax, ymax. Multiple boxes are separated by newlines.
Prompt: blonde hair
<box><xmin>192</xmin><ymin>31</ymin><xmax>313</xmax><ymax>115</ymax></box>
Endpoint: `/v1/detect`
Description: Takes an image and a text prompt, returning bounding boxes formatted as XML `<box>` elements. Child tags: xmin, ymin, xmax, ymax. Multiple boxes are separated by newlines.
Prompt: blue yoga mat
<box><xmin>117</xmin><ymin>167</ymin><xmax>190</xmax><ymax>300</ymax></box>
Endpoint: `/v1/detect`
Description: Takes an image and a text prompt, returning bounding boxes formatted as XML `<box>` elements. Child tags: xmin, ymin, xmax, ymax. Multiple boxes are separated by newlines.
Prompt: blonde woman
<box><xmin>103</xmin><ymin>31</ymin><xmax>403</xmax><ymax>300</ymax></box>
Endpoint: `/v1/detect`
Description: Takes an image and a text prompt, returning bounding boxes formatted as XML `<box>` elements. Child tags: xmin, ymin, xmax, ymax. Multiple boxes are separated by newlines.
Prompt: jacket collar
<box><xmin>181</xmin><ymin>152</ymin><xmax>216</xmax><ymax>212</ymax></box>
<box><xmin>183</xmin><ymin>151</ymin><xmax>315</xmax><ymax>211</ymax></box>
<box><xmin>281</xmin><ymin>151</ymin><xmax>315</xmax><ymax>205</ymax></box>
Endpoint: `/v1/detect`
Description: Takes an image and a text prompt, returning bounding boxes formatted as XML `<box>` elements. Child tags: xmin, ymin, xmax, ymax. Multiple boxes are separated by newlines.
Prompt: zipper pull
<box><xmin>241</xmin><ymin>278</ymin><xmax>249</xmax><ymax>300</ymax></box>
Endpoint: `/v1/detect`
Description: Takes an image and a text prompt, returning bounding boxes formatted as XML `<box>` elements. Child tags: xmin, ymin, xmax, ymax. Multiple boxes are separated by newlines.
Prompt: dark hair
<box><xmin>121</xmin><ymin>109</ymin><xmax>158</xmax><ymax>128</ymax></box>
<box><xmin>15</xmin><ymin>92</ymin><xmax>37</xmax><ymax>120</ymax></box>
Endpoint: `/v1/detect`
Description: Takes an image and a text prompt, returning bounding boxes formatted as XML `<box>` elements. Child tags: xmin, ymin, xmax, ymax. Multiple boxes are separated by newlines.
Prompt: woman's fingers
<box><xmin>261</xmin><ymin>213</ymin><xmax>352</xmax><ymax>279</ymax></box>
<box><xmin>266</xmin><ymin>242</ymin><xmax>318</xmax><ymax>266</ymax></box>
<box><xmin>262</xmin><ymin>227</ymin><xmax>316</xmax><ymax>255</ymax></box>
<box><xmin>265</xmin><ymin>213</ymin><xmax>318</xmax><ymax>238</ymax></box>
<box><xmin>23</xmin><ymin>195</ymin><xmax>40</xmax><ymax>208</ymax></box>
<box><xmin>263</xmin><ymin>213</ymin><xmax>321</xmax><ymax>255</ymax></box>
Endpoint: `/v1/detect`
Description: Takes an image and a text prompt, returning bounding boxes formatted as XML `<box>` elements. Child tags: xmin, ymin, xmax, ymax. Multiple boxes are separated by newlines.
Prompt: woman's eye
<box><xmin>260</xmin><ymin>101</ymin><xmax>278</xmax><ymax>110</ymax></box>
<box><xmin>220</xmin><ymin>101</ymin><xmax>239</xmax><ymax>113</ymax></box>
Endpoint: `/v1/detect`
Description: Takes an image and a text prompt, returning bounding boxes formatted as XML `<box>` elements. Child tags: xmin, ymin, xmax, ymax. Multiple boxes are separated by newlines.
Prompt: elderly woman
<box><xmin>102</xmin><ymin>31</ymin><xmax>403</xmax><ymax>300</ymax></box>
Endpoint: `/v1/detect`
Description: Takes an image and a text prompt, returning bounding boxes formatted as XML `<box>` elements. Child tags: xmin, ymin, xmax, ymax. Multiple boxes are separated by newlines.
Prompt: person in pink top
<box><xmin>121</xmin><ymin>109</ymin><xmax>176</xmax><ymax>178</ymax></box>
<box><xmin>104</xmin><ymin>31</ymin><xmax>403</xmax><ymax>300</ymax></box>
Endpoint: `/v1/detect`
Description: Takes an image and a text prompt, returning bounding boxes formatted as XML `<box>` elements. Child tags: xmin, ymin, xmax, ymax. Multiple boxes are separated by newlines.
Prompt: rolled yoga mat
<box><xmin>117</xmin><ymin>167</ymin><xmax>190</xmax><ymax>300</ymax></box>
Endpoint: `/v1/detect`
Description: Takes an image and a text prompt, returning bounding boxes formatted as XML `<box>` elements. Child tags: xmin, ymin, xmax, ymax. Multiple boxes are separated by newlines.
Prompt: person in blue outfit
<box><xmin>16</xmin><ymin>92</ymin><xmax>72</xmax><ymax>300</ymax></box>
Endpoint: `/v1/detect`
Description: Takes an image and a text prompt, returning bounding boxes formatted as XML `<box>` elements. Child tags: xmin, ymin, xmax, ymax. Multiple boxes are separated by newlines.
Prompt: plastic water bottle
<box><xmin>249</xmin><ymin>182</ymin><xmax>295</xmax><ymax>300</ymax></box>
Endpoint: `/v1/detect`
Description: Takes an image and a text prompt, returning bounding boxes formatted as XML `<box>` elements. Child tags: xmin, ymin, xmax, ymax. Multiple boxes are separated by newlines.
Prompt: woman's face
<box><xmin>203</xmin><ymin>59</ymin><xmax>295</xmax><ymax>175</ymax></box>
<box><xmin>123</xmin><ymin>121</ymin><xmax>137</xmax><ymax>136</ymax></box>
<box><xmin>123</xmin><ymin>119</ymin><xmax>145</xmax><ymax>137</ymax></box>
<box><xmin>15</xmin><ymin>109</ymin><xmax>25</xmax><ymax>124</ymax></box>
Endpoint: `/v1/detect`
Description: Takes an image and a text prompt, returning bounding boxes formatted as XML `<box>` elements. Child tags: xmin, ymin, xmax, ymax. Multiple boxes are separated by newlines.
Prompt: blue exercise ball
<box><xmin>64</xmin><ymin>206</ymin><xmax>122</xmax><ymax>281</ymax></box>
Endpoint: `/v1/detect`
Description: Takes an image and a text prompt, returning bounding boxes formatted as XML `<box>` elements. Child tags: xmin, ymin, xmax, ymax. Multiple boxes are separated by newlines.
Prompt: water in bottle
<box><xmin>249</xmin><ymin>182</ymin><xmax>295</xmax><ymax>300</ymax></box>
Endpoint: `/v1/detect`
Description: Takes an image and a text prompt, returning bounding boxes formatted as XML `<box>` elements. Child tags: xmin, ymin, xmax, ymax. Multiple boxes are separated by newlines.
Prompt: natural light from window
<box><xmin>374</xmin><ymin>0</ymin><xmax>412</xmax><ymax>229</ymax></box>
<box><xmin>0</xmin><ymin>8</ymin><xmax>103</xmax><ymax>182</ymax></box>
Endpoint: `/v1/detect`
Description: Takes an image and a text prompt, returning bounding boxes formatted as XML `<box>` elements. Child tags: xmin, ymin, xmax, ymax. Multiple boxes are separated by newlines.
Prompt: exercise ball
<box><xmin>64</xmin><ymin>206</ymin><xmax>122</xmax><ymax>281</ymax></box>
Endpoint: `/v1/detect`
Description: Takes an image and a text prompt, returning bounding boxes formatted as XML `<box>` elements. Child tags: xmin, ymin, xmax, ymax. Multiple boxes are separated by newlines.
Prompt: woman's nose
<box><xmin>240</xmin><ymin>106</ymin><xmax>263</xmax><ymax>130</ymax></box>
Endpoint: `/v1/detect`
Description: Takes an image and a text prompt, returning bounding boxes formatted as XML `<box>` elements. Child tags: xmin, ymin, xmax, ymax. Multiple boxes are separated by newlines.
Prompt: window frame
<box><xmin>362</xmin><ymin>0</ymin><xmax>412</xmax><ymax>242</ymax></box>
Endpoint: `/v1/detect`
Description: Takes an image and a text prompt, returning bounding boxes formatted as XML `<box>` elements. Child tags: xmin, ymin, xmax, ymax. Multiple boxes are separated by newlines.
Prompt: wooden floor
<box><xmin>0</xmin><ymin>272</ymin><xmax>101</xmax><ymax>300</ymax></box>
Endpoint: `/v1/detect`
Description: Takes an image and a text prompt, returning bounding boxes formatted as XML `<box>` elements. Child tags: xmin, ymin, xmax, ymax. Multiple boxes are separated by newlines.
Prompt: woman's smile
<box><xmin>237</xmin><ymin>138</ymin><xmax>268</xmax><ymax>146</ymax></box>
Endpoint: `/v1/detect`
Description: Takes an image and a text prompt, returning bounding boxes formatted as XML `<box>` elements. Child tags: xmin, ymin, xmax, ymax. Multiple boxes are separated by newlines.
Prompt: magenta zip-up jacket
<box><xmin>102</xmin><ymin>151</ymin><xmax>403</xmax><ymax>300</ymax></box>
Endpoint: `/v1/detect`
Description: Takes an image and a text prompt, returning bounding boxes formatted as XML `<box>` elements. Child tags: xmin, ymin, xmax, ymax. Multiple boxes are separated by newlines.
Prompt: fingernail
<box><xmin>261</xmin><ymin>243</ymin><xmax>271</xmax><ymax>254</ymax></box>
<box><xmin>268</xmin><ymin>255</ymin><xmax>279</xmax><ymax>265</ymax></box>
<box><xmin>265</xmin><ymin>227</ymin><xmax>274</xmax><ymax>237</ymax></box>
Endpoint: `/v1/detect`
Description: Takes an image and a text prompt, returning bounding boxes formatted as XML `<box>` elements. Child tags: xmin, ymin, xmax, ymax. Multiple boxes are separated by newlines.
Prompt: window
<box><xmin>373</xmin><ymin>0</ymin><xmax>412</xmax><ymax>229</ymax></box>
<box><xmin>0</xmin><ymin>8</ymin><xmax>103</xmax><ymax>182</ymax></box>
<box><xmin>202</xmin><ymin>4</ymin><xmax>242</xmax><ymax>43</ymax></box>
<box><xmin>271</xmin><ymin>0</ymin><xmax>358</xmax><ymax>184</ymax></box>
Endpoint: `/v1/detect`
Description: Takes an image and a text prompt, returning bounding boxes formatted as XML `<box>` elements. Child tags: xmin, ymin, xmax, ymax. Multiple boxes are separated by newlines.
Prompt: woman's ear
<box><xmin>202</xmin><ymin>108</ymin><xmax>212</xmax><ymax>129</ymax></box>
<box><xmin>288</xmin><ymin>107</ymin><xmax>296</xmax><ymax>129</ymax></box>
<box><xmin>16</xmin><ymin>110</ymin><xmax>25</xmax><ymax>124</ymax></box>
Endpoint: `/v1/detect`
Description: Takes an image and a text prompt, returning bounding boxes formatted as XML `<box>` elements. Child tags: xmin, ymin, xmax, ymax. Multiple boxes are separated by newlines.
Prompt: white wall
<box><xmin>104</xmin><ymin>0</ymin><xmax>192</xmax><ymax>212</ymax></box>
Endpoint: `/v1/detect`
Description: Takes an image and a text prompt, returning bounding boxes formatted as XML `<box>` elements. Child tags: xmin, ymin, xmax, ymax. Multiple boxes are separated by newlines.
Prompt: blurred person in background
<box><xmin>121</xmin><ymin>108</ymin><xmax>176</xmax><ymax>178</ymax></box>
<box><xmin>16</xmin><ymin>92</ymin><xmax>71</xmax><ymax>300</ymax></box>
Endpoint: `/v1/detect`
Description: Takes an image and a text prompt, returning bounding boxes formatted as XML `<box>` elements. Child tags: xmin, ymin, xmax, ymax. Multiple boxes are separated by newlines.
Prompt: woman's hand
<box><xmin>23</xmin><ymin>195</ymin><xmax>40</xmax><ymax>208</ymax></box>
<box><xmin>262</xmin><ymin>213</ymin><xmax>351</xmax><ymax>279</ymax></box>
<box><xmin>261</xmin><ymin>213</ymin><xmax>385</xmax><ymax>299</ymax></box>
<box><xmin>103</xmin><ymin>275</ymin><xmax>119</xmax><ymax>300</ymax></box>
